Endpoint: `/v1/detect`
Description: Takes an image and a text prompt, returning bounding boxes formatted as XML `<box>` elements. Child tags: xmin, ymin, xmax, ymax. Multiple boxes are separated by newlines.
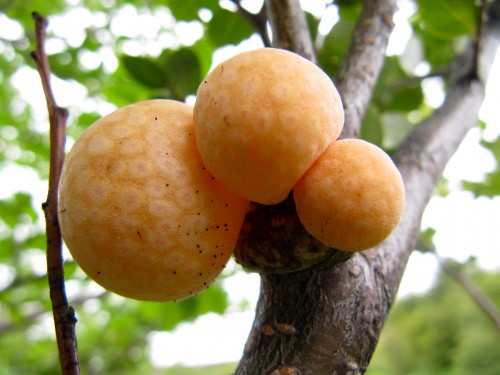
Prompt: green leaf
<box><xmin>101</xmin><ymin>65</ymin><xmax>160</xmax><ymax>105</ymax></box>
<box><xmin>385</xmin><ymin>84</ymin><xmax>424</xmax><ymax>112</ymax></box>
<box><xmin>166</xmin><ymin>0</ymin><xmax>219</xmax><ymax>21</ymax></box>
<box><xmin>412</xmin><ymin>22</ymin><xmax>455</xmax><ymax>68</ymax></box>
<box><xmin>317</xmin><ymin>17</ymin><xmax>355</xmax><ymax>77</ymax></box>
<box><xmin>206</xmin><ymin>8</ymin><xmax>254</xmax><ymax>47</ymax></box>
<box><xmin>412</xmin><ymin>0</ymin><xmax>478</xmax><ymax>69</ymax></box>
<box><xmin>0</xmin><ymin>193</ymin><xmax>37</xmax><ymax>227</ymax></box>
<box><xmin>371</xmin><ymin>56</ymin><xmax>424</xmax><ymax>113</ymax></box>
<box><xmin>415</xmin><ymin>227</ymin><xmax>436</xmax><ymax>252</ymax></box>
<box><xmin>191</xmin><ymin>36</ymin><xmax>215</xmax><ymax>78</ymax></box>
<box><xmin>462</xmin><ymin>174</ymin><xmax>500</xmax><ymax>198</ymax></box>
<box><xmin>415</xmin><ymin>0</ymin><xmax>477</xmax><ymax>41</ymax></box>
<box><xmin>305</xmin><ymin>11</ymin><xmax>320</xmax><ymax>43</ymax></box>
<box><xmin>121</xmin><ymin>55</ymin><xmax>168</xmax><ymax>89</ymax></box>
<box><xmin>165</xmin><ymin>48</ymin><xmax>202</xmax><ymax>99</ymax></box>
<box><xmin>462</xmin><ymin>135</ymin><xmax>500</xmax><ymax>198</ymax></box>
<box><xmin>360</xmin><ymin>105</ymin><xmax>383</xmax><ymax>146</ymax></box>
<box><xmin>381</xmin><ymin>112</ymin><xmax>413</xmax><ymax>151</ymax></box>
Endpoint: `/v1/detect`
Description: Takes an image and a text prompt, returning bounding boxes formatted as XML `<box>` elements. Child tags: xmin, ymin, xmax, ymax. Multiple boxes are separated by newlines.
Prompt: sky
<box><xmin>1</xmin><ymin>0</ymin><xmax>500</xmax><ymax>368</ymax></box>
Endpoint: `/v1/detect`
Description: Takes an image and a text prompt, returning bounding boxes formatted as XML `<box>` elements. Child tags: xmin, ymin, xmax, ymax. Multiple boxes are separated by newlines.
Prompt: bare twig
<box><xmin>336</xmin><ymin>0</ymin><xmax>397</xmax><ymax>139</ymax></box>
<box><xmin>31</xmin><ymin>12</ymin><xmax>80</xmax><ymax>375</ymax></box>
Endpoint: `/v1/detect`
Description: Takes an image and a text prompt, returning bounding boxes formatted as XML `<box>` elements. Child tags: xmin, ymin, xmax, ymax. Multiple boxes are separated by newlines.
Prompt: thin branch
<box><xmin>265</xmin><ymin>0</ymin><xmax>316</xmax><ymax>61</ymax></box>
<box><xmin>384</xmin><ymin>0</ymin><xmax>500</xmax><ymax>306</ymax></box>
<box><xmin>230</xmin><ymin>0</ymin><xmax>272</xmax><ymax>47</ymax></box>
<box><xmin>440</xmin><ymin>258</ymin><xmax>500</xmax><ymax>334</ymax></box>
<box><xmin>31</xmin><ymin>12</ymin><xmax>80</xmax><ymax>375</ymax></box>
<box><xmin>393</xmin><ymin>0</ymin><xmax>500</xmax><ymax>202</ymax></box>
<box><xmin>336</xmin><ymin>0</ymin><xmax>397</xmax><ymax>139</ymax></box>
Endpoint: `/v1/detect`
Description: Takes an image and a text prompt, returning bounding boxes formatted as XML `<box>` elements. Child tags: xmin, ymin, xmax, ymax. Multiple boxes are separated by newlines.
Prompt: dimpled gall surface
<box><xmin>58</xmin><ymin>100</ymin><xmax>249</xmax><ymax>301</ymax></box>
<box><xmin>293</xmin><ymin>139</ymin><xmax>405</xmax><ymax>252</ymax></box>
<box><xmin>193</xmin><ymin>48</ymin><xmax>344</xmax><ymax>205</ymax></box>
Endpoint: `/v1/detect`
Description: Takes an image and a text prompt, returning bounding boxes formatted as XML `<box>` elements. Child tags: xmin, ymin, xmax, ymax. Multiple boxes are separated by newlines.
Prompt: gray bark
<box><xmin>234</xmin><ymin>1</ymin><xmax>500</xmax><ymax>374</ymax></box>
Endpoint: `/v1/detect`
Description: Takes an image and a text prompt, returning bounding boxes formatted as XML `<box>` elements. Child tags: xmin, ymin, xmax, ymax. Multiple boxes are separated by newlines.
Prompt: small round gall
<box><xmin>194</xmin><ymin>48</ymin><xmax>344</xmax><ymax>204</ymax></box>
<box><xmin>294</xmin><ymin>139</ymin><xmax>405</xmax><ymax>252</ymax></box>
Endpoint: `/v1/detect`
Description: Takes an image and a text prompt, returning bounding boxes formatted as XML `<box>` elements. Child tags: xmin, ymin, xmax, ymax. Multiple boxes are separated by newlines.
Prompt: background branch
<box><xmin>31</xmin><ymin>12</ymin><xmax>80</xmax><ymax>375</ymax></box>
<box><xmin>265</xmin><ymin>0</ymin><xmax>316</xmax><ymax>61</ymax></box>
<box><xmin>439</xmin><ymin>258</ymin><xmax>500</xmax><ymax>333</ymax></box>
<box><xmin>336</xmin><ymin>0</ymin><xmax>397</xmax><ymax>139</ymax></box>
<box><xmin>230</xmin><ymin>0</ymin><xmax>271</xmax><ymax>47</ymax></box>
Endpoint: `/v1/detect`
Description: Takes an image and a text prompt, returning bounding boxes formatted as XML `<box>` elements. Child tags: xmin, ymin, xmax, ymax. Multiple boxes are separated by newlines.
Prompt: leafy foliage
<box><xmin>463</xmin><ymin>135</ymin><xmax>500</xmax><ymax>197</ymax></box>
<box><xmin>369</xmin><ymin>263</ymin><xmax>500</xmax><ymax>375</ymax></box>
<box><xmin>0</xmin><ymin>0</ymin><xmax>498</xmax><ymax>373</ymax></box>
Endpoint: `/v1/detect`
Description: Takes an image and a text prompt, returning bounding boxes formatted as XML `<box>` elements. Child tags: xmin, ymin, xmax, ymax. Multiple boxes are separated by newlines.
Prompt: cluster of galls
<box><xmin>58</xmin><ymin>48</ymin><xmax>405</xmax><ymax>302</ymax></box>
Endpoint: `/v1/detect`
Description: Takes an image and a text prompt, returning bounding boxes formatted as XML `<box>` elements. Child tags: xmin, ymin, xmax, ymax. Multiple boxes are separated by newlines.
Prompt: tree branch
<box><xmin>265</xmin><ymin>0</ymin><xmax>316</xmax><ymax>61</ymax></box>
<box><xmin>336</xmin><ymin>0</ymin><xmax>397</xmax><ymax>139</ymax></box>
<box><xmin>31</xmin><ymin>12</ymin><xmax>80</xmax><ymax>375</ymax></box>
<box><xmin>235</xmin><ymin>1</ymin><xmax>500</xmax><ymax>374</ymax></box>
<box><xmin>440</xmin><ymin>258</ymin><xmax>500</xmax><ymax>334</ymax></box>
<box><xmin>230</xmin><ymin>0</ymin><xmax>272</xmax><ymax>47</ymax></box>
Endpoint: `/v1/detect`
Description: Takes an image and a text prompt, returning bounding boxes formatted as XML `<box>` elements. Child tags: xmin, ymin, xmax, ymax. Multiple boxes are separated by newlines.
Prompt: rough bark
<box><xmin>234</xmin><ymin>1</ymin><xmax>500</xmax><ymax>374</ymax></box>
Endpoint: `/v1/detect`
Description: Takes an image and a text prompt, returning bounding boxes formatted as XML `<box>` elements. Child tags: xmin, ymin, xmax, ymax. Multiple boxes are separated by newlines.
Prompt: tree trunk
<box><xmin>234</xmin><ymin>1</ymin><xmax>500</xmax><ymax>374</ymax></box>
